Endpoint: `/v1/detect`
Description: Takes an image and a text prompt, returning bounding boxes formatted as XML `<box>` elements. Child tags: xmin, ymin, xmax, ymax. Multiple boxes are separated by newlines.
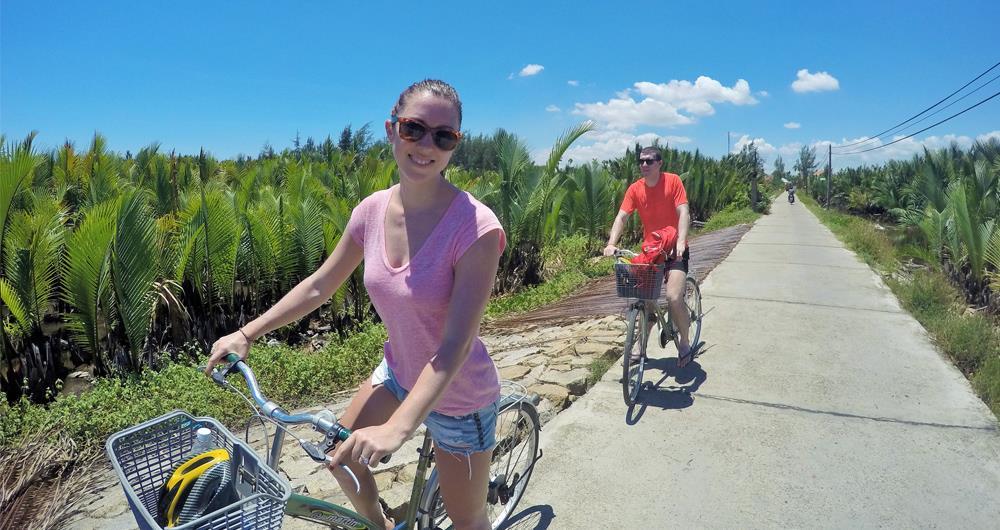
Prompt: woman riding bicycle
<box><xmin>204</xmin><ymin>79</ymin><xmax>505</xmax><ymax>530</ymax></box>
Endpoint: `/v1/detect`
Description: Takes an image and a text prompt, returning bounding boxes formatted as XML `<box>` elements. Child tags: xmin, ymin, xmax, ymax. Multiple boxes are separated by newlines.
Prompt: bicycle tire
<box><xmin>418</xmin><ymin>400</ymin><xmax>541</xmax><ymax>530</ymax></box>
<box><xmin>684</xmin><ymin>277</ymin><xmax>703</xmax><ymax>350</ymax></box>
<box><xmin>622</xmin><ymin>306</ymin><xmax>646</xmax><ymax>406</ymax></box>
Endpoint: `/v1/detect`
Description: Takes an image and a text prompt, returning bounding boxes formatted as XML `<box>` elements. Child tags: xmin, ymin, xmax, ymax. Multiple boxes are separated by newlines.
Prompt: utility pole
<box><xmin>751</xmin><ymin>143</ymin><xmax>759</xmax><ymax>210</ymax></box>
<box><xmin>826</xmin><ymin>144</ymin><xmax>832</xmax><ymax>207</ymax></box>
<box><xmin>727</xmin><ymin>132</ymin><xmax>730</xmax><ymax>154</ymax></box>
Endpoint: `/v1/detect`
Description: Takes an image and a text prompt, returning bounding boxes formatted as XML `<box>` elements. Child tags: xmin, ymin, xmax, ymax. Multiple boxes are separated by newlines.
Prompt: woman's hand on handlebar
<box><xmin>328</xmin><ymin>422</ymin><xmax>408</xmax><ymax>470</ymax></box>
<box><xmin>603</xmin><ymin>244</ymin><xmax>618</xmax><ymax>257</ymax></box>
<box><xmin>205</xmin><ymin>330</ymin><xmax>251</xmax><ymax>375</ymax></box>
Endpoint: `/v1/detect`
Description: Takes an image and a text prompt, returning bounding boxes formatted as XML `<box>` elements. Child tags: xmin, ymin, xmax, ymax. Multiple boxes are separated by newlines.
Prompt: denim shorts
<box><xmin>371</xmin><ymin>359</ymin><xmax>498</xmax><ymax>456</ymax></box>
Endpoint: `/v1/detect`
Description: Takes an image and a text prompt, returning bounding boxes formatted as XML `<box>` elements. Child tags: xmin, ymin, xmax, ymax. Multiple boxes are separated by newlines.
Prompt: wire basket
<box><xmin>614</xmin><ymin>262</ymin><xmax>665</xmax><ymax>300</ymax></box>
<box><xmin>106</xmin><ymin>410</ymin><xmax>291</xmax><ymax>530</ymax></box>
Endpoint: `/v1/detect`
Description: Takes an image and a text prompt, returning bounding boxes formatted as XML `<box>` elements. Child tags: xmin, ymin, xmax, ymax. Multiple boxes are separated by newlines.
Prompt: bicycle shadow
<box><xmin>625</xmin><ymin>342</ymin><xmax>709</xmax><ymax>425</ymax></box>
<box><xmin>496</xmin><ymin>504</ymin><xmax>556</xmax><ymax>529</ymax></box>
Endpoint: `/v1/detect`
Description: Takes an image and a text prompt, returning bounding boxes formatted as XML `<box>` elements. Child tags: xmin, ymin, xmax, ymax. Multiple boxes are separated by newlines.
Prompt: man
<box><xmin>603</xmin><ymin>147</ymin><xmax>694</xmax><ymax>367</ymax></box>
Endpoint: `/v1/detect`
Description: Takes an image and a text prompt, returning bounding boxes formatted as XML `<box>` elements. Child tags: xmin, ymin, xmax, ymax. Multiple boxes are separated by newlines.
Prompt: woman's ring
<box><xmin>359</xmin><ymin>456</ymin><xmax>370</xmax><ymax>466</ymax></box>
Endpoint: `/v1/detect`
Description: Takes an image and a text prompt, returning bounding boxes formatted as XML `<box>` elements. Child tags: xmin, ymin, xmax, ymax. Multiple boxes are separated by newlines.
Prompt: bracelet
<box><xmin>238</xmin><ymin>328</ymin><xmax>252</xmax><ymax>342</ymax></box>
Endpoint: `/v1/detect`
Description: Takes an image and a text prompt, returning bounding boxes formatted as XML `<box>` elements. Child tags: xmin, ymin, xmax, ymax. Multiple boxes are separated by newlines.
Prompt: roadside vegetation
<box><xmin>802</xmin><ymin>190</ymin><xmax>1000</xmax><ymax>417</ymax></box>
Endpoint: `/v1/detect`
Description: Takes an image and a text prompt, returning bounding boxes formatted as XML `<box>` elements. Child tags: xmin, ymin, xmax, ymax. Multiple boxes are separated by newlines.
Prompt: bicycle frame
<box><xmin>277</xmin><ymin>431</ymin><xmax>436</xmax><ymax>529</ymax></box>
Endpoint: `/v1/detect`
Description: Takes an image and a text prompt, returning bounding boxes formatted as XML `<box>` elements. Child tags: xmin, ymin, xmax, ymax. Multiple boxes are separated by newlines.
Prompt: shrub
<box><xmin>700</xmin><ymin>204</ymin><xmax>758</xmax><ymax>233</ymax></box>
<box><xmin>0</xmin><ymin>324</ymin><xmax>387</xmax><ymax>450</ymax></box>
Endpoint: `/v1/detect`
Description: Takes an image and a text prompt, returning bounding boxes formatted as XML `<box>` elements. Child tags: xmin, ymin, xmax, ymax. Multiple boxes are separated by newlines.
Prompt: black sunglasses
<box><xmin>638</xmin><ymin>157</ymin><xmax>661</xmax><ymax>166</ymax></box>
<box><xmin>391</xmin><ymin>116</ymin><xmax>463</xmax><ymax>151</ymax></box>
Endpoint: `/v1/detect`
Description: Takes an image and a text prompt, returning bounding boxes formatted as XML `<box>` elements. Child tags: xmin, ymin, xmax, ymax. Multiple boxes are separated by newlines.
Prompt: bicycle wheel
<box><xmin>418</xmin><ymin>401</ymin><xmax>541</xmax><ymax>529</ymax></box>
<box><xmin>683</xmin><ymin>276</ymin><xmax>702</xmax><ymax>350</ymax></box>
<box><xmin>622</xmin><ymin>305</ymin><xmax>647</xmax><ymax>406</ymax></box>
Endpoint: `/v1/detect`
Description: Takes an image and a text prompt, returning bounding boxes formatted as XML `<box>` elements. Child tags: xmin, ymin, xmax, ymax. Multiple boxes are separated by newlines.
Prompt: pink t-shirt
<box><xmin>346</xmin><ymin>185</ymin><xmax>506</xmax><ymax>416</ymax></box>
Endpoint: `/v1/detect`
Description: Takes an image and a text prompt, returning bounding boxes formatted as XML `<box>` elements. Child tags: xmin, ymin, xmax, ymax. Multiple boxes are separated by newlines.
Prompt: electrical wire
<box><xmin>836</xmin><ymin>88</ymin><xmax>1000</xmax><ymax>155</ymax></box>
<box><xmin>833</xmin><ymin>60</ymin><xmax>1000</xmax><ymax>150</ymax></box>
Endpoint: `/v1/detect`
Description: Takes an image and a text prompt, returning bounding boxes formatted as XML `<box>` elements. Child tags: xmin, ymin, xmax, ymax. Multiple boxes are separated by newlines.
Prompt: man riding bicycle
<box><xmin>603</xmin><ymin>146</ymin><xmax>694</xmax><ymax>368</ymax></box>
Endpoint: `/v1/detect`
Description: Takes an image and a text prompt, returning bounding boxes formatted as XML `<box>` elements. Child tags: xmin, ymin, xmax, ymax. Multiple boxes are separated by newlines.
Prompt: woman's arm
<box><xmin>205</xmin><ymin>233</ymin><xmax>365</xmax><ymax>373</ymax></box>
<box><xmin>331</xmin><ymin>229</ymin><xmax>502</xmax><ymax>466</ymax></box>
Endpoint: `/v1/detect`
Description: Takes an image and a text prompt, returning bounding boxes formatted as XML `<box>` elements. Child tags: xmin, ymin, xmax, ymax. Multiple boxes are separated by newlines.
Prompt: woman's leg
<box><xmin>327</xmin><ymin>377</ymin><xmax>401</xmax><ymax>529</ymax></box>
<box><xmin>432</xmin><ymin>447</ymin><xmax>493</xmax><ymax>530</ymax></box>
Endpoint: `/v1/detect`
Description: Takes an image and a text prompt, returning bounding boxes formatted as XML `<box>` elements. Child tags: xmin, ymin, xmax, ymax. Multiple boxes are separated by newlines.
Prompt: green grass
<box><xmin>485</xmin><ymin>234</ymin><xmax>613</xmax><ymax>318</ymax></box>
<box><xmin>698</xmin><ymin>204</ymin><xmax>760</xmax><ymax>233</ymax></box>
<box><xmin>586</xmin><ymin>357</ymin><xmax>614</xmax><ymax>387</ymax></box>
<box><xmin>803</xmin><ymin>195</ymin><xmax>1000</xmax><ymax>418</ymax></box>
<box><xmin>0</xmin><ymin>324</ymin><xmax>387</xmax><ymax>450</ymax></box>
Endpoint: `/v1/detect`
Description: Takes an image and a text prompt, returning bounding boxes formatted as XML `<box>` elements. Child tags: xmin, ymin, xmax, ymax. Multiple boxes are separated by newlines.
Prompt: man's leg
<box><xmin>665</xmin><ymin>268</ymin><xmax>692</xmax><ymax>367</ymax></box>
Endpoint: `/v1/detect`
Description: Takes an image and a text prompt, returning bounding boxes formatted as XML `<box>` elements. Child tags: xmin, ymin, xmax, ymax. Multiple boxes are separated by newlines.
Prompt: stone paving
<box><xmin>68</xmin><ymin>315</ymin><xmax>625</xmax><ymax>529</ymax></box>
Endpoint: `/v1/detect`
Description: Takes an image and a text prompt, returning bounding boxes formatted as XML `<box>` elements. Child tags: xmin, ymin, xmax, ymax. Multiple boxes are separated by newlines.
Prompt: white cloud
<box><xmin>573</xmin><ymin>76</ymin><xmax>758</xmax><ymax>130</ymax></box>
<box><xmin>737</xmin><ymin>130</ymin><xmax>996</xmax><ymax>172</ymax></box>
<box><xmin>519</xmin><ymin>64</ymin><xmax>544</xmax><ymax>77</ymax></box>
<box><xmin>784</xmin><ymin>122</ymin><xmax>801</xmax><ymax>129</ymax></box>
<box><xmin>568</xmin><ymin>80</ymin><xmax>579</xmax><ymax>86</ymax></box>
<box><xmin>545</xmin><ymin>104</ymin><xmax>561</xmax><ymax>112</ymax></box>
<box><xmin>758</xmin><ymin>90</ymin><xmax>770</xmax><ymax>97</ymax></box>
<box><xmin>550</xmin><ymin>130</ymin><xmax>692</xmax><ymax>164</ymax></box>
<box><xmin>791</xmin><ymin>69</ymin><xmax>840</xmax><ymax>93</ymax></box>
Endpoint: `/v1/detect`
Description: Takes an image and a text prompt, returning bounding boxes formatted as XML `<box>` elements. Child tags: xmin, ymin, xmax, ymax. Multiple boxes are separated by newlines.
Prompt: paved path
<box><xmin>514</xmin><ymin>195</ymin><xmax>1000</xmax><ymax>529</ymax></box>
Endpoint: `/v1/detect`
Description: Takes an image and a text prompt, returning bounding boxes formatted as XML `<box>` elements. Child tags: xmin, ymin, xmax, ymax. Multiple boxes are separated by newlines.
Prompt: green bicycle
<box><xmin>614</xmin><ymin>249</ymin><xmax>703</xmax><ymax>406</ymax></box>
<box><xmin>107</xmin><ymin>354</ymin><xmax>542</xmax><ymax>529</ymax></box>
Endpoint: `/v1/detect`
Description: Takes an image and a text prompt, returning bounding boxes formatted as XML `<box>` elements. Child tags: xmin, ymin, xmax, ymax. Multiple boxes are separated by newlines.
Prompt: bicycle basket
<box><xmin>614</xmin><ymin>262</ymin><xmax>665</xmax><ymax>300</ymax></box>
<box><xmin>106</xmin><ymin>410</ymin><xmax>291</xmax><ymax>530</ymax></box>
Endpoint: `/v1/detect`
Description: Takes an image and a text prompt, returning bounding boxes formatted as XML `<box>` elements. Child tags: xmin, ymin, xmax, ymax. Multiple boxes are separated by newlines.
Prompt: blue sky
<box><xmin>3</xmin><ymin>0</ymin><xmax>999</xmax><ymax>171</ymax></box>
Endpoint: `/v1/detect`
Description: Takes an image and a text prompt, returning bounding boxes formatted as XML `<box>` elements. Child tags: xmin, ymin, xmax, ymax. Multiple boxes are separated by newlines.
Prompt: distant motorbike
<box><xmin>788</xmin><ymin>190</ymin><xmax>795</xmax><ymax>204</ymax></box>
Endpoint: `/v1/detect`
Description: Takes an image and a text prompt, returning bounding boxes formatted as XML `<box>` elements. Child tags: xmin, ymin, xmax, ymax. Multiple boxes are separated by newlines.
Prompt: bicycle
<box><xmin>613</xmin><ymin>249</ymin><xmax>703</xmax><ymax>406</ymax></box>
<box><xmin>107</xmin><ymin>354</ymin><xmax>542</xmax><ymax>530</ymax></box>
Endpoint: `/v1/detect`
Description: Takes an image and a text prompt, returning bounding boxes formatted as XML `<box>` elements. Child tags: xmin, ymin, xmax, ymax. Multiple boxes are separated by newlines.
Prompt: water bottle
<box><xmin>188</xmin><ymin>427</ymin><xmax>216</xmax><ymax>457</ymax></box>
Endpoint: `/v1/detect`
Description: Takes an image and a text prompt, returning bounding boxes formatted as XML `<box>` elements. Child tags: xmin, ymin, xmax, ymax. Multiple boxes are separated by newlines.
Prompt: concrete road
<box><xmin>513</xmin><ymin>195</ymin><xmax>1000</xmax><ymax>529</ymax></box>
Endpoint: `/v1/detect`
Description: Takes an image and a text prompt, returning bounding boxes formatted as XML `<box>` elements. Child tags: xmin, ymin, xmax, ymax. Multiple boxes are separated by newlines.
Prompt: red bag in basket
<box><xmin>630</xmin><ymin>226</ymin><xmax>678</xmax><ymax>265</ymax></box>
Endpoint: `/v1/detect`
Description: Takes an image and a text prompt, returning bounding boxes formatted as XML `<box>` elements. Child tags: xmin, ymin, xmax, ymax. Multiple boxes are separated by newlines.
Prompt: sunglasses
<box><xmin>638</xmin><ymin>158</ymin><xmax>661</xmax><ymax>166</ymax></box>
<box><xmin>391</xmin><ymin>116</ymin><xmax>463</xmax><ymax>151</ymax></box>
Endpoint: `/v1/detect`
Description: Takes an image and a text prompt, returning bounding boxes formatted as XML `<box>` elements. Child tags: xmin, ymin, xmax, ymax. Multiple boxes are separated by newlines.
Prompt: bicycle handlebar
<box><xmin>210</xmin><ymin>353</ymin><xmax>350</xmax><ymax>442</ymax></box>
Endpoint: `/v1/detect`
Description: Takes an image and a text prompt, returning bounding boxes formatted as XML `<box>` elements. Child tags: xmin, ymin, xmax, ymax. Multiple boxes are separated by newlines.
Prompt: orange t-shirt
<box><xmin>620</xmin><ymin>172</ymin><xmax>689</xmax><ymax>241</ymax></box>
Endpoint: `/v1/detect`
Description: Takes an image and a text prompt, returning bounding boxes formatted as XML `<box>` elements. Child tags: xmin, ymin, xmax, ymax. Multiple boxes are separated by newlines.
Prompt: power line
<box><xmin>832</xmin><ymin>60</ymin><xmax>1000</xmax><ymax>150</ymax></box>
<box><xmin>897</xmin><ymin>70</ymin><xmax>1000</xmax><ymax>132</ymax></box>
<box><xmin>836</xmin><ymin>88</ymin><xmax>1000</xmax><ymax>155</ymax></box>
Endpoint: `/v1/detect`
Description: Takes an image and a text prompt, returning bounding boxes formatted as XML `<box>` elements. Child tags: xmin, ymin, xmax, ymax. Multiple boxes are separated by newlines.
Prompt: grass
<box><xmin>587</xmin><ymin>357</ymin><xmax>614</xmax><ymax>387</ymax></box>
<box><xmin>698</xmin><ymin>204</ymin><xmax>760</xmax><ymax>233</ymax></box>
<box><xmin>0</xmin><ymin>324</ymin><xmax>387</xmax><ymax>450</ymax></box>
<box><xmin>802</xmin><ymin>195</ymin><xmax>1000</xmax><ymax>418</ymax></box>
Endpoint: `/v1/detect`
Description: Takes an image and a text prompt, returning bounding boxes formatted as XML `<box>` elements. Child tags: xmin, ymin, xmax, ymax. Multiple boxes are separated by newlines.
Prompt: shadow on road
<box><xmin>497</xmin><ymin>504</ymin><xmax>555</xmax><ymax>530</ymax></box>
<box><xmin>626</xmin><ymin>342</ymin><xmax>708</xmax><ymax>425</ymax></box>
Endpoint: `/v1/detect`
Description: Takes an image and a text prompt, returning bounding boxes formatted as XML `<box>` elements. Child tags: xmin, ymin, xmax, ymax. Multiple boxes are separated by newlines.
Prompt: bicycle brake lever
<box><xmin>300</xmin><ymin>439</ymin><xmax>361</xmax><ymax>494</ymax></box>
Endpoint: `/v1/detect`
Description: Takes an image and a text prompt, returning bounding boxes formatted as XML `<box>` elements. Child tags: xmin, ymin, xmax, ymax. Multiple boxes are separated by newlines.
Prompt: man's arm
<box><xmin>603</xmin><ymin>210</ymin><xmax>630</xmax><ymax>256</ymax></box>
<box><xmin>675</xmin><ymin>203</ymin><xmax>690</xmax><ymax>256</ymax></box>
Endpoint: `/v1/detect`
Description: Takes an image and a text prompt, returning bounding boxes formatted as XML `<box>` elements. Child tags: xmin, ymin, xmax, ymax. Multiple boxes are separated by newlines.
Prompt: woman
<box><xmin>205</xmin><ymin>79</ymin><xmax>505</xmax><ymax>530</ymax></box>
